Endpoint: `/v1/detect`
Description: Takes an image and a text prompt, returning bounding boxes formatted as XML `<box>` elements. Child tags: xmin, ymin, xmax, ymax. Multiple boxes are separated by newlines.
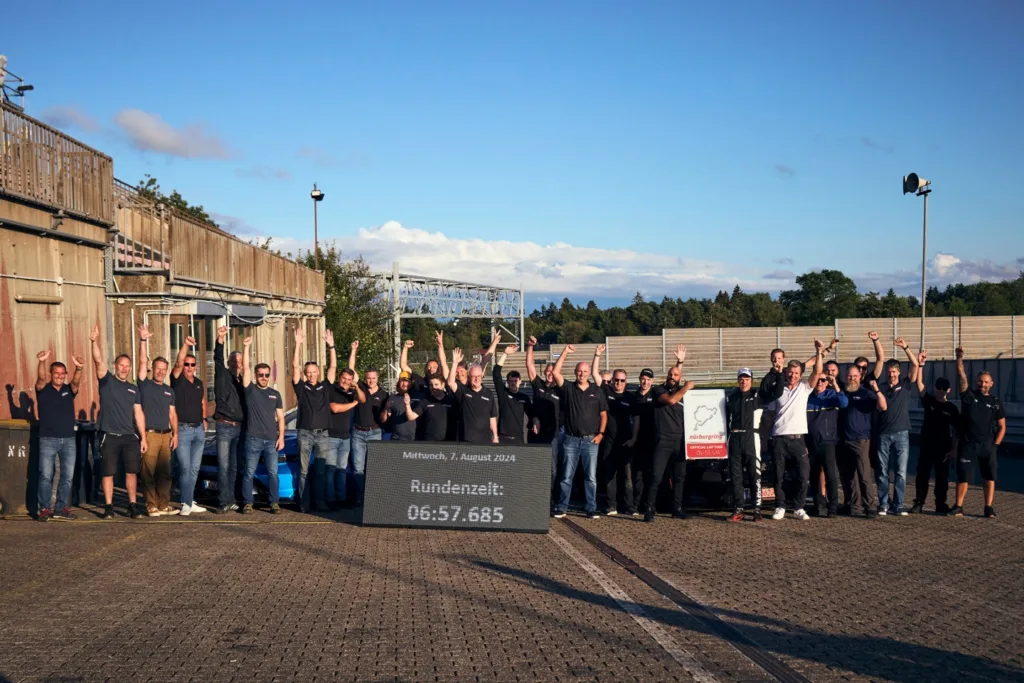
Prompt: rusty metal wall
<box><xmin>1</xmin><ymin>225</ymin><xmax>106</xmax><ymax>422</ymax></box>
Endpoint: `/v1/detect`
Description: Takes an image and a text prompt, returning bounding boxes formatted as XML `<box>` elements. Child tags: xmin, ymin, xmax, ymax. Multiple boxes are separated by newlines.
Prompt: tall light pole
<box><xmin>310</xmin><ymin>183</ymin><xmax>325</xmax><ymax>271</ymax></box>
<box><xmin>903</xmin><ymin>173</ymin><xmax>931</xmax><ymax>350</ymax></box>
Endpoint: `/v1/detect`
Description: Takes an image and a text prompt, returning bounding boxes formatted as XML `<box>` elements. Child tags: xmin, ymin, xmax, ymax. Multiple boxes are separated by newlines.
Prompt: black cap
<box><xmin>640</xmin><ymin>368</ymin><xmax>655</xmax><ymax>379</ymax></box>
<box><xmin>935</xmin><ymin>377</ymin><xmax>950</xmax><ymax>390</ymax></box>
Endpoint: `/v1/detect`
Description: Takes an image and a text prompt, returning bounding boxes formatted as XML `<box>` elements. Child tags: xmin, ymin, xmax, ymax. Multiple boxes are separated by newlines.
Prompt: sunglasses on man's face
<box><xmin>256</xmin><ymin>372</ymin><xmax>270</xmax><ymax>378</ymax></box>
<box><xmin>613</xmin><ymin>378</ymin><xmax>627</xmax><ymax>383</ymax></box>
<box><xmin>184</xmin><ymin>362</ymin><xmax>197</xmax><ymax>367</ymax></box>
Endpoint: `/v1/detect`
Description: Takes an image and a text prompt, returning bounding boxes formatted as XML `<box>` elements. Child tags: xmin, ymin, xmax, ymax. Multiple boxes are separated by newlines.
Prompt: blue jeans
<box><xmin>297</xmin><ymin>429</ymin><xmax>330</xmax><ymax>509</ymax></box>
<box><xmin>243</xmin><ymin>436</ymin><xmax>280</xmax><ymax>505</ymax></box>
<box><xmin>550</xmin><ymin>431</ymin><xmax>564</xmax><ymax>507</ymax></box>
<box><xmin>877</xmin><ymin>430</ymin><xmax>910</xmax><ymax>512</ymax></box>
<box><xmin>350</xmin><ymin>427</ymin><xmax>381</xmax><ymax>504</ymax></box>
<box><xmin>557</xmin><ymin>435</ymin><xmax>598</xmax><ymax>514</ymax></box>
<box><xmin>325</xmin><ymin>437</ymin><xmax>351</xmax><ymax>503</ymax></box>
<box><xmin>38</xmin><ymin>436</ymin><xmax>76</xmax><ymax>512</ymax></box>
<box><xmin>215</xmin><ymin>422</ymin><xmax>242</xmax><ymax>507</ymax></box>
<box><xmin>175</xmin><ymin>425</ymin><xmax>205</xmax><ymax>506</ymax></box>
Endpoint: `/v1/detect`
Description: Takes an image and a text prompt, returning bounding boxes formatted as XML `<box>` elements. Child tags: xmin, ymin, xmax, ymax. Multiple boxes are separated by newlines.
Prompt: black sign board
<box><xmin>361</xmin><ymin>441</ymin><xmax>550</xmax><ymax>533</ymax></box>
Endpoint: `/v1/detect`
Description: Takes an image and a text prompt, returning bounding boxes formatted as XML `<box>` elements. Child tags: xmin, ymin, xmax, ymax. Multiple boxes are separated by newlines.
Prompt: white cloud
<box><xmin>114</xmin><ymin>109</ymin><xmax>232</xmax><ymax>159</ymax></box>
<box><xmin>41</xmin><ymin>105</ymin><xmax>100</xmax><ymax>132</ymax></box>
<box><xmin>229</xmin><ymin>221</ymin><xmax>1024</xmax><ymax>300</ymax></box>
<box><xmin>858</xmin><ymin>251</ymin><xmax>1022</xmax><ymax>293</ymax></box>
<box><xmin>235</xmin><ymin>165</ymin><xmax>292</xmax><ymax>180</ymax></box>
<box><xmin>244</xmin><ymin>220</ymin><xmax>800</xmax><ymax>298</ymax></box>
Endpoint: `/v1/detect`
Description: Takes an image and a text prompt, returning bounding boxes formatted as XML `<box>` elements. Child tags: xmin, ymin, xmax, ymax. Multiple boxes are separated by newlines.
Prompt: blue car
<box><xmin>198</xmin><ymin>430</ymin><xmax>302</xmax><ymax>502</ymax></box>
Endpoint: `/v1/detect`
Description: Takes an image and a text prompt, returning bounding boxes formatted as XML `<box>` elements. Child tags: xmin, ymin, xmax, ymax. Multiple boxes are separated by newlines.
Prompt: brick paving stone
<box><xmin>564</xmin><ymin>485</ymin><xmax>1024</xmax><ymax>683</ymax></box>
<box><xmin>2</xmin><ymin>487</ymin><xmax>1022</xmax><ymax>682</ymax></box>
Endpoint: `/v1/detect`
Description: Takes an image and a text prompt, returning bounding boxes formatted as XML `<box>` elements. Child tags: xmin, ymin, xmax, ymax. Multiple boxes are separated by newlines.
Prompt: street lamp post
<box><xmin>311</xmin><ymin>183</ymin><xmax>325</xmax><ymax>271</ymax></box>
<box><xmin>903</xmin><ymin>173</ymin><xmax>931</xmax><ymax>350</ymax></box>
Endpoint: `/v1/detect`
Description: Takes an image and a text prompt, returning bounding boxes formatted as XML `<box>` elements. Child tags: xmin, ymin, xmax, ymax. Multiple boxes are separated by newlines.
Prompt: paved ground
<box><xmin>1</xmin><ymin>488</ymin><xmax>1022</xmax><ymax>683</ymax></box>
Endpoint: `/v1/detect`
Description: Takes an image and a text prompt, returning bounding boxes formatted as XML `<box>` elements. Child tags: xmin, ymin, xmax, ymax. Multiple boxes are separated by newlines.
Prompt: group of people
<box><xmin>730</xmin><ymin>332</ymin><xmax>1005</xmax><ymax>521</ymax></box>
<box><xmin>33</xmin><ymin>324</ymin><xmax>1006</xmax><ymax>522</ymax></box>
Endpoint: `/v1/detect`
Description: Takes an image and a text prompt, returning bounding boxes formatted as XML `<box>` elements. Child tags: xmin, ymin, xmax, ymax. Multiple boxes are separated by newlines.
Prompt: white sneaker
<box><xmin>878</xmin><ymin>509</ymin><xmax>888</xmax><ymax>516</ymax></box>
<box><xmin>180</xmin><ymin>504</ymin><xmax>191</xmax><ymax>517</ymax></box>
<box><xmin>605</xmin><ymin>510</ymin><xmax>618</xmax><ymax>516</ymax></box>
<box><xmin>228</xmin><ymin>503</ymin><xmax>239</xmax><ymax>511</ymax></box>
<box><xmin>794</xmin><ymin>509</ymin><xmax>810</xmax><ymax>521</ymax></box>
<box><xmin>189</xmin><ymin>503</ymin><xmax>207</xmax><ymax>514</ymax></box>
<box><xmin>771</xmin><ymin>507</ymin><xmax>786</xmax><ymax>520</ymax></box>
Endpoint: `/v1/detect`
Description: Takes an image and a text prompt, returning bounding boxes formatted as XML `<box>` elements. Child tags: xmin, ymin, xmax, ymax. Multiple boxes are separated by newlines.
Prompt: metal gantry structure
<box><xmin>375</xmin><ymin>262</ymin><xmax>525</xmax><ymax>385</ymax></box>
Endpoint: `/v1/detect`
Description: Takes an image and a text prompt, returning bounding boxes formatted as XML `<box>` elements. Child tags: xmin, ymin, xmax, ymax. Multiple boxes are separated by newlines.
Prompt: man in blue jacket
<box><xmin>806</xmin><ymin>374</ymin><xmax>848</xmax><ymax>517</ymax></box>
<box><xmin>839</xmin><ymin>366</ymin><xmax>886</xmax><ymax>518</ymax></box>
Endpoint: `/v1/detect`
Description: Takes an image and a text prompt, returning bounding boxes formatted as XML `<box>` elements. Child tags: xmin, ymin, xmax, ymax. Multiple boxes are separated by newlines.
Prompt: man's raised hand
<box><xmin>528</xmin><ymin>336</ymin><xmax>538</xmax><ymax>348</ymax></box>
<box><xmin>895</xmin><ymin>337</ymin><xmax>908</xmax><ymax>350</ymax></box>
<box><xmin>595</xmin><ymin>344</ymin><xmax>606</xmax><ymax>356</ymax></box>
<box><xmin>184</xmin><ymin>336</ymin><xmax>197</xmax><ymax>348</ymax></box>
<box><xmin>70</xmin><ymin>355</ymin><xmax>85</xmax><ymax>369</ymax></box>
<box><xmin>217</xmin><ymin>325</ymin><xmax>228</xmax><ymax>342</ymax></box>
<box><xmin>294</xmin><ymin>327</ymin><xmax>305</xmax><ymax>344</ymax></box>
<box><xmin>89</xmin><ymin>323</ymin><xmax>100</xmax><ymax>342</ymax></box>
<box><xmin>868</xmin><ymin>331</ymin><xmax>879</xmax><ymax>342</ymax></box>
<box><xmin>674</xmin><ymin>344</ymin><xmax>686</xmax><ymax>363</ymax></box>
<box><xmin>243</xmin><ymin>336</ymin><xmax>253</xmax><ymax>348</ymax></box>
<box><xmin>955</xmin><ymin>346</ymin><xmax>964</xmax><ymax>359</ymax></box>
<box><xmin>351</xmin><ymin>340</ymin><xmax>360</xmax><ymax>352</ymax></box>
<box><xmin>37</xmin><ymin>349</ymin><xmax>51</xmax><ymax>362</ymax></box>
<box><xmin>404</xmin><ymin>339</ymin><xmax>415</xmax><ymax>349</ymax></box>
<box><xmin>505</xmin><ymin>345</ymin><xmax>519</xmax><ymax>355</ymax></box>
<box><xmin>918</xmin><ymin>350</ymin><xmax>928</xmax><ymax>364</ymax></box>
<box><xmin>324</xmin><ymin>329</ymin><xmax>335</xmax><ymax>346</ymax></box>
<box><xmin>564</xmin><ymin>344</ymin><xmax>576</xmax><ymax>354</ymax></box>
<box><xmin>452</xmin><ymin>348</ymin><xmax>464</xmax><ymax>365</ymax></box>
<box><xmin>139</xmin><ymin>324</ymin><xmax>153</xmax><ymax>341</ymax></box>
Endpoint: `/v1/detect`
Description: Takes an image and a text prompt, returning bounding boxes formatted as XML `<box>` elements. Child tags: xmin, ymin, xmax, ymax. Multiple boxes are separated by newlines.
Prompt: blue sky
<box><xmin>5</xmin><ymin>0</ymin><xmax>1023</xmax><ymax>303</ymax></box>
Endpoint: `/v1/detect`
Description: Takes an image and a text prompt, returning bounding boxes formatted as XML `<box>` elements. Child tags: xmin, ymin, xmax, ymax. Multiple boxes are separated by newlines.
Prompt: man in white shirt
<box><xmin>767</xmin><ymin>339</ymin><xmax>824</xmax><ymax>520</ymax></box>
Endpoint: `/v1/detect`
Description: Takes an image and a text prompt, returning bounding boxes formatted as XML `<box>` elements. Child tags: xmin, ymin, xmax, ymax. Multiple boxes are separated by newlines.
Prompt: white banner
<box><xmin>683</xmin><ymin>389</ymin><xmax>728</xmax><ymax>459</ymax></box>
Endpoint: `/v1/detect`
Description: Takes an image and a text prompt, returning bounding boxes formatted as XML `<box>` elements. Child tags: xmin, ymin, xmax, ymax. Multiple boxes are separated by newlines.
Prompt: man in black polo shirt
<box><xmin>292</xmin><ymin>327</ymin><xmax>337</xmax><ymax>513</ymax></box>
<box><xmin>551</xmin><ymin>345</ymin><xmax>608</xmax><ymax>519</ymax></box>
<box><xmin>349</xmin><ymin>340</ymin><xmax>387</xmax><ymax>506</ymax></box>
<box><xmin>950</xmin><ymin>347</ymin><xmax>1006</xmax><ymax>518</ymax></box>
<box><xmin>171</xmin><ymin>334</ymin><xmax>208</xmax><ymax>516</ymax></box>
<box><xmin>631</xmin><ymin>368</ymin><xmax>657</xmax><ymax>515</ymax></box>
<box><xmin>874</xmin><ymin>337</ymin><xmax>921</xmax><ymax>516</ymax></box>
<box><xmin>241</xmin><ymin>337</ymin><xmax>285</xmax><ymax>514</ymax></box>
<box><xmin>327</xmin><ymin>367</ymin><xmax>364</xmax><ymax>508</ymax></box>
<box><xmin>526</xmin><ymin>336</ymin><xmax>563</xmax><ymax>507</ymax></box>
<box><xmin>90</xmin><ymin>323</ymin><xmax>147</xmax><ymax>520</ymax></box>
<box><xmin>487</xmin><ymin>334</ymin><xmax>535</xmax><ymax>444</ymax></box>
<box><xmin>644</xmin><ymin>345</ymin><xmax>693</xmax><ymax>523</ymax></box>
<box><xmin>137</xmin><ymin>325</ymin><xmax>178</xmax><ymax>517</ymax></box>
<box><xmin>911</xmin><ymin>350</ymin><xmax>958</xmax><ymax>515</ymax></box>
<box><xmin>593</xmin><ymin>349</ymin><xmax>638</xmax><ymax>516</ymax></box>
<box><xmin>407</xmin><ymin>374</ymin><xmax>455</xmax><ymax>442</ymax></box>
<box><xmin>212</xmin><ymin>326</ymin><xmax>247</xmax><ymax>513</ymax></box>
<box><xmin>381</xmin><ymin>371</ymin><xmax>419</xmax><ymax>441</ymax></box>
<box><xmin>447</xmin><ymin>348</ymin><xmax>499</xmax><ymax>445</ymax></box>
<box><xmin>34</xmin><ymin>347</ymin><xmax>84</xmax><ymax>521</ymax></box>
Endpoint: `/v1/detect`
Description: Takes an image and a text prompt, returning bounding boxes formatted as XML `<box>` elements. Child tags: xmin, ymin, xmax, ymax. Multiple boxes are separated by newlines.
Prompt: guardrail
<box><xmin>1</xmin><ymin>102</ymin><xmax>114</xmax><ymax>224</ymax></box>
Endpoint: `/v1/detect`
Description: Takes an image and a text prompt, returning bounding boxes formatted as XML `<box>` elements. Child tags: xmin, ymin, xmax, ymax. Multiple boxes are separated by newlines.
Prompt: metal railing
<box><xmin>0</xmin><ymin>102</ymin><xmax>113</xmax><ymax>224</ymax></box>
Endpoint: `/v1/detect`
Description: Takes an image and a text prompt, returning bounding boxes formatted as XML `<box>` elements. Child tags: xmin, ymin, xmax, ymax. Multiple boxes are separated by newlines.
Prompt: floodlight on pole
<box><xmin>903</xmin><ymin>173</ymin><xmax>932</xmax><ymax>351</ymax></box>
<box><xmin>311</xmin><ymin>183</ymin><xmax>325</xmax><ymax>271</ymax></box>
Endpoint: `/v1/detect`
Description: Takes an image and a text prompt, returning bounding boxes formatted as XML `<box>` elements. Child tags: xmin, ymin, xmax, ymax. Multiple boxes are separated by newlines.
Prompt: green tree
<box><xmin>297</xmin><ymin>246</ymin><xmax>392</xmax><ymax>373</ymax></box>
<box><xmin>779</xmin><ymin>269</ymin><xmax>859</xmax><ymax>325</ymax></box>
<box><xmin>136</xmin><ymin>174</ymin><xmax>218</xmax><ymax>227</ymax></box>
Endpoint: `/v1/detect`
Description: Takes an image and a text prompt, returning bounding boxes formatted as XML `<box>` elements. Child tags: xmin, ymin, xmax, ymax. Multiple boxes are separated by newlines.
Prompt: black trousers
<box><xmin>598</xmin><ymin>438</ymin><xmax>634</xmax><ymax>513</ymax></box>
<box><xmin>772</xmin><ymin>436</ymin><xmax>809</xmax><ymax>510</ymax></box>
<box><xmin>839</xmin><ymin>439</ymin><xmax>879</xmax><ymax>513</ymax></box>
<box><xmin>631</xmin><ymin>440</ymin><xmax>653</xmax><ymax>512</ymax></box>
<box><xmin>916</xmin><ymin>437</ymin><xmax>954</xmax><ymax>507</ymax></box>
<box><xmin>646</xmin><ymin>434</ymin><xmax>686</xmax><ymax>513</ymax></box>
<box><xmin>728</xmin><ymin>434</ymin><xmax>761</xmax><ymax>510</ymax></box>
<box><xmin>809</xmin><ymin>440</ymin><xmax>840</xmax><ymax>513</ymax></box>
